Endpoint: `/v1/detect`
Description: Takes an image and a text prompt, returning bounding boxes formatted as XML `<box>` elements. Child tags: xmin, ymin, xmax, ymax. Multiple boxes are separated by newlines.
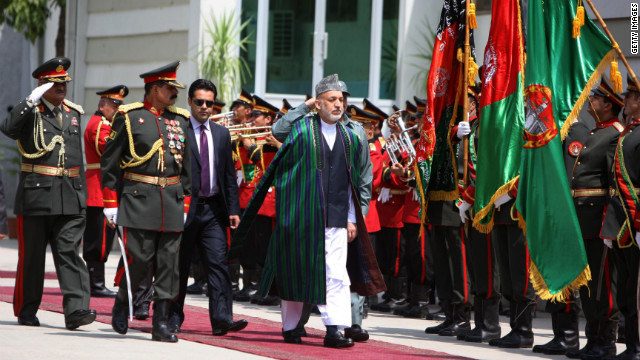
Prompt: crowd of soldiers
<box><xmin>3</xmin><ymin>55</ymin><xmax>640</xmax><ymax>359</ymax></box>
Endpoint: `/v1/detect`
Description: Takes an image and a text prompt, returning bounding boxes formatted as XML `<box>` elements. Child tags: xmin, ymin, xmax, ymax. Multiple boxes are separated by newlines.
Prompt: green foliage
<box><xmin>0</xmin><ymin>0</ymin><xmax>64</xmax><ymax>44</ymax></box>
<box><xmin>198</xmin><ymin>10</ymin><xmax>253</xmax><ymax>110</ymax></box>
<box><xmin>407</xmin><ymin>17</ymin><xmax>436</xmax><ymax>96</ymax></box>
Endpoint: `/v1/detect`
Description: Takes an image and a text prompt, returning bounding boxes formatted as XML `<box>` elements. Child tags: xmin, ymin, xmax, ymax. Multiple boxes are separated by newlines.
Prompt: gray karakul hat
<box><xmin>315</xmin><ymin>74</ymin><xmax>342</xmax><ymax>96</ymax></box>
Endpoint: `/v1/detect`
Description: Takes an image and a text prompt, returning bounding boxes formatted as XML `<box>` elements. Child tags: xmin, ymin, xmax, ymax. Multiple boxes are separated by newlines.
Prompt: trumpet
<box><xmin>230</xmin><ymin>125</ymin><xmax>272</xmax><ymax>143</ymax></box>
<box><xmin>382</xmin><ymin>110</ymin><xmax>417</xmax><ymax>171</ymax></box>
<box><xmin>210</xmin><ymin>111</ymin><xmax>234</xmax><ymax>126</ymax></box>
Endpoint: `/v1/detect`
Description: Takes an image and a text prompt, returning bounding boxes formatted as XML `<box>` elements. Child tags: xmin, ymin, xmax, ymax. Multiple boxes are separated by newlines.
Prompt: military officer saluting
<box><xmin>83</xmin><ymin>85</ymin><xmax>129</xmax><ymax>298</ymax></box>
<box><xmin>101</xmin><ymin>61</ymin><xmax>192</xmax><ymax>342</ymax></box>
<box><xmin>0</xmin><ymin>57</ymin><xmax>97</xmax><ymax>330</ymax></box>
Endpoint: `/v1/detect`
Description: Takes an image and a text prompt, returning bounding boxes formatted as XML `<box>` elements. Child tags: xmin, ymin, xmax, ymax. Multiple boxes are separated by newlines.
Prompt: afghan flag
<box><xmin>416</xmin><ymin>0</ymin><xmax>473</xmax><ymax>222</ymax></box>
<box><xmin>472</xmin><ymin>0</ymin><xmax>525</xmax><ymax>233</ymax></box>
<box><xmin>516</xmin><ymin>0</ymin><xmax>613</xmax><ymax>302</ymax></box>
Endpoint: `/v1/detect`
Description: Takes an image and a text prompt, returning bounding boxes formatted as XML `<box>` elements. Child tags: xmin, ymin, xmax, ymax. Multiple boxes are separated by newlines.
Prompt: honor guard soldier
<box><xmin>101</xmin><ymin>61</ymin><xmax>192</xmax><ymax>342</ymax></box>
<box><xmin>601</xmin><ymin>74</ymin><xmax>640</xmax><ymax>360</ymax></box>
<box><xmin>212</xmin><ymin>98</ymin><xmax>225</xmax><ymax>115</ymax></box>
<box><xmin>1</xmin><ymin>57</ymin><xmax>97</xmax><ymax>329</ymax></box>
<box><xmin>83</xmin><ymin>85</ymin><xmax>129</xmax><ymax>298</ymax></box>
<box><xmin>565</xmin><ymin>76</ymin><xmax>623</xmax><ymax>360</ymax></box>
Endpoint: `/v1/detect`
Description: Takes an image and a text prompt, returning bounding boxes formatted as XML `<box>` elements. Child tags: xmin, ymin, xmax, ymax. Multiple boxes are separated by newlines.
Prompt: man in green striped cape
<box><xmin>230</xmin><ymin>74</ymin><xmax>384</xmax><ymax>348</ymax></box>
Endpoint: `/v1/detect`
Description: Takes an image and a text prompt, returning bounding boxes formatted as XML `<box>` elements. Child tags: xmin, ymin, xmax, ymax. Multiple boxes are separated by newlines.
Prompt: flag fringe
<box><xmin>428</xmin><ymin>190</ymin><xmax>459</xmax><ymax>201</ymax></box>
<box><xmin>529</xmin><ymin>260</ymin><xmax>591</xmax><ymax>302</ymax></box>
<box><xmin>472</xmin><ymin>176</ymin><xmax>520</xmax><ymax>233</ymax></box>
<box><xmin>560</xmin><ymin>49</ymin><xmax>615</xmax><ymax>140</ymax></box>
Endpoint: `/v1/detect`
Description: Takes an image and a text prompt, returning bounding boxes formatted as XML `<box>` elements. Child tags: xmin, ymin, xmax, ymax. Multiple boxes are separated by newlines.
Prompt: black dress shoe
<box><xmin>134</xmin><ymin>303</ymin><xmax>150</xmax><ymax>320</ymax></box>
<box><xmin>256</xmin><ymin>296</ymin><xmax>280</xmax><ymax>306</ymax></box>
<box><xmin>283</xmin><ymin>329</ymin><xmax>302</xmax><ymax>344</ymax></box>
<box><xmin>18</xmin><ymin>314</ymin><xmax>40</xmax><ymax>326</ymax></box>
<box><xmin>324</xmin><ymin>332</ymin><xmax>354</xmax><ymax>348</ymax></box>
<box><xmin>186</xmin><ymin>281</ymin><xmax>207</xmax><ymax>295</ymax></box>
<box><xmin>233</xmin><ymin>289</ymin><xmax>252</xmax><ymax>302</ymax></box>
<box><xmin>65</xmin><ymin>309</ymin><xmax>97</xmax><ymax>330</ymax></box>
<box><xmin>91</xmin><ymin>286</ymin><xmax>117</xmax><ymax>298</ymax></box>
<box><xmin>211</xmin><ymin>319</ymin><xmax>248</xmax><ymax>336</ymax></box>
<box><xmin>532</xmin><ymin>336</ymin><xmax>579</xmax><ymax>355</ymax></box>
<box><xmin>344</xmin><ymin>325</ymin><xmax>369</xmax><ymax>342</ymax></box>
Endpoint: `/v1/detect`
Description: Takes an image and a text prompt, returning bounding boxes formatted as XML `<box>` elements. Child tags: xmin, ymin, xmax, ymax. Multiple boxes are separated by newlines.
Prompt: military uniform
<box><xmin>83</xmin><ymin>85</ymin><xmax>129</xmax><ymax>298</ymax></box>
<box><xmin>0</xmin><ymin>57</ymin><xmax>96</xmax><ymax>329</ymax></box>
<box><xmin>101</xmin><ymin>61</ymin><xmax>191</xmax><ymax>341</ymax></box>
<box><xmin>565</xmin><ymin>77</ymin><xmax>622</xmax><ymax>359</ymax></box>
<box><xmin>601</xmin><ymin>75</ymin><xmax>640</xmax><ymax>358</ymax></box>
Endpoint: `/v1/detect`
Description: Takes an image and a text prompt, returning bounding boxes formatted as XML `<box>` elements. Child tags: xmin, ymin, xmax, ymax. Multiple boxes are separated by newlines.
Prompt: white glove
<box><xmin>184</xmin><ymin>213</ymin><xmax>188</xmax><ymax>224</ymax></box>
<box><xmin>494</xmin><ymin>194</ymin><xmax>512</xmax><ymax>208</ymax></box>
<box><xmin>27</xmin><ymin>82</ymin><xmax>54</xmax><ymax>104</ymax></box>
<box><xmin>459</xmin><ymin>201</ymin><xmax>472</xmax><ymax>223</ymax></box>
<box><xmin>603</xmin><ymin>239</ymin><xmax>613</xmax><ymax>249</ymax></box>
<box><xmin>636</xmin><ymin>233</ymin><xmax>640</xmax><ymax>250</ymax></box>
<box><xmin>103</xmin><ymin>208</ymin><xmax>118</xmax><ymax>225</ymax></box>
<box><xmin>456</xmin><ymin>121</ymin><xmax>471</xmax><ymax>139</ymax></box>
<box><xmin>378</xmin><ymin>187</ymin><xmax>391</xmax><ymax>203</ymax></box>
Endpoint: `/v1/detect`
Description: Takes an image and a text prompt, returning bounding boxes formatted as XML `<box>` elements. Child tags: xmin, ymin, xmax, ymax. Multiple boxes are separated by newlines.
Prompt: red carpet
<box><xmin>0</xmin><ymin>270</ymin><xmax>57</xmax><ymax>279</ymax></box>
<box><xmin>0</xmin><ymin>283</ymin><xmax>469</xmax><ymax>360</ymax></box>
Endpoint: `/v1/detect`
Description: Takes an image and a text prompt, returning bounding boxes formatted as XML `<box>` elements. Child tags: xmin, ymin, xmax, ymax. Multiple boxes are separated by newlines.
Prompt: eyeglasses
<box><xmin>193</xmin><ymin>99</ymin><xmax>214</xmax><ymax>107</ymax></box>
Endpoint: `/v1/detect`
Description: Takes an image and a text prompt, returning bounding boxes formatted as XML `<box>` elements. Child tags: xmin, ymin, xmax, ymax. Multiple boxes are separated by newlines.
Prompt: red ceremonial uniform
<box><xmin>365</xmin><ymin>138</ymin><xmax>384</xmax><ymax>233</ymax></box>
<box><xmin>236</xmin><ymin>144</ymin><xmax>256</xmax><ymax>209</ymax></box>
<box><xmin>84</xmin><ymin>113</ymin><xmax>112</xmax><ymax>207</ymax></box>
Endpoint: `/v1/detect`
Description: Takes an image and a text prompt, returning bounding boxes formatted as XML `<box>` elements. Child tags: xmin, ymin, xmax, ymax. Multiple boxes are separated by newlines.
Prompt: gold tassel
<box><xmin>572</xmin><ymin>16</ymin><xmax>581</xmax><ymax>38</ymax></box>
<box><xmin>468</xmin><ymin>56</ymin><xmax>479</xmax><ymax>86</ymax></box>
<box><xmin>611</xmin><ymin>58</ymin><xmax>623</xmax><ymax>93</ymax></box>
<box><xmin>469</xmin><ymin>2</ymin><xmax>478</xmax><ymax>29</ymax></box>
<box><xmin>576</xmin><ymin>5</ymin><xmax>585</xmax><ymax>26</ymax></box>
<box><xmin>457</xmin><ymin>48</ymin><xmax>463</xmax><ymax>63</ymax></box>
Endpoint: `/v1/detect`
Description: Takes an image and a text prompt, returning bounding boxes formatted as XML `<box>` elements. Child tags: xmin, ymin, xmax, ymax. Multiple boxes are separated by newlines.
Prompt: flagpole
<box><xmin>584</xmin><ymin>0</ymin><xmax>640</xmax><ymax>92</ymax></box>
<box><xmin>462</xmin><ymin>0</ymin><xmax>471</xmax><ymax>189</ymax></box>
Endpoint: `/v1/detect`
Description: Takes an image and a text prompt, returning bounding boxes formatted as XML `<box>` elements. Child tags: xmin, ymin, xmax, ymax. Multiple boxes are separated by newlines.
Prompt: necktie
<box><xmin>200</xmin><ymin>124</ymin><xmax>210</xmax><ymax>197</ymax></box>
<box><xmin>53</xmin><ymin>107</ymin><xmax>62</xmax><ymax>127</ymax></box>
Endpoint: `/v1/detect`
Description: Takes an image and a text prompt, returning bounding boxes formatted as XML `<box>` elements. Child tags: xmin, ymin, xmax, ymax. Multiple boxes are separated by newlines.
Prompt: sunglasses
<box><xmin>193</xmin><ymin>99</ymin><xmax>214</xmax><ymax>107</ymax></box>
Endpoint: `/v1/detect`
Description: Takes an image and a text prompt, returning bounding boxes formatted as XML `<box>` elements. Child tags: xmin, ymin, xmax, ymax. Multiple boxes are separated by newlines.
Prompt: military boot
<box><xmin>438</xmin><ymin>303</ymin><xmax>471</xmax><ymax>337</ymax></box>
<box><xmin>489</xmin><ymin>301</ymin><xmax>534</xmax><ymax>348</ymax></box>
<box><xmin>533</xmin><ymin>310</ymin><xmax>579</xmax><ymax>355</ymax></box>
<box><xmin>581</xmin><ymin>320</ymin><xmax>617</xmax><ymax>360</ymax></box>
<box><xmin>88</xmin><ymin>261</ymin><xmax>116</xmax><ymax>297</ymax></box>
<box><xmin>152</xmin><ymin>300</ymin><xmax>178</xmax><ymax>342</ymax></box>
<box><xmin>460</xmin><ymin>297</ymin><xmax>501</xmax><ymax>342</ymax></box>
<box><xmin>567</xmin><ymin>321</ymin><xmax>597</xmax><ymax>359</ymax></box>
<box><xmin>425</xmin><ymin>300</ymin><xmax>453</xmax><ymax>334</ymax></box>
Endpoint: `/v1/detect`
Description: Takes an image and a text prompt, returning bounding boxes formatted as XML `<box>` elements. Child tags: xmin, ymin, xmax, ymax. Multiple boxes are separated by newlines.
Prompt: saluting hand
<box><xmin>27</xmin><ymin>82</ymin><xmax>54</xmax><ymax>104</ymax></box>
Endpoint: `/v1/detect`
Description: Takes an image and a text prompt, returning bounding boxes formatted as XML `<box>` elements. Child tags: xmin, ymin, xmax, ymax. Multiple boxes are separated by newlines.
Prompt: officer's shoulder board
<box><xmin>62</xmin><ymin>99</ymin><xmax>84</xmax><ymax>115</ymax></box>
<box><xmin>165</xmin><ymin>106</ymin><xmax>191</xmax><ymax>120</ymax></box>
<box><xmin>118</xmin><ymin>102</ymin><xmax>144</xmax><ymax>114</ymax></box>
<box><xmin>612</xmin><ymin>121</ymin><xmax>624</xmax><ymax>133</ymax></box>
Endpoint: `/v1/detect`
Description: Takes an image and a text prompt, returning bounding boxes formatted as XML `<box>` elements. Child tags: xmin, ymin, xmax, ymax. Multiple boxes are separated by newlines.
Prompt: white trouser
<box><xmin>281</xmin><ymin>227</ymin><xmax>351</xmax><ymax>331</ymax></box>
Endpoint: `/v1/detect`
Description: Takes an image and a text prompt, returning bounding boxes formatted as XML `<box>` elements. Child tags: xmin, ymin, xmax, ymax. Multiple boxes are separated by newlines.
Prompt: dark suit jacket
<box><xmin>186</xmin><ymin>119</ymin><xmax>240</xmax><ymax>227</ymax></box>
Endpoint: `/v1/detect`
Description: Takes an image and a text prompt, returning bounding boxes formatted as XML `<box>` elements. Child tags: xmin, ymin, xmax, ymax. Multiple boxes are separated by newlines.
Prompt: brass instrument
<box><xmin>230</xmin><ymin>125</ymin><xmax>273</xmax><ymax>145</ymax></box>
<box><xmin>210</xmin><ymin>111</ymin><xmax>234</xmax><ymax>126</ymax></box>
<box><xmin>382</xmin><ymin>110</ymin><xmax>417</xmax><ymax>170</ymax></box>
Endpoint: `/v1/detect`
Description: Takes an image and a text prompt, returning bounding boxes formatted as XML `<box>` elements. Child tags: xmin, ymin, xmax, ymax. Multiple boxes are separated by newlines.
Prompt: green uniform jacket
<box><xmin>1</xmin><ymin>99</ymin><xmax>87</xmax><ymax>215</ymax></box>
<box><xmin>101</xmin><ymin>102</ymin><xmax>192</xmax><ymax>232</ymax></box>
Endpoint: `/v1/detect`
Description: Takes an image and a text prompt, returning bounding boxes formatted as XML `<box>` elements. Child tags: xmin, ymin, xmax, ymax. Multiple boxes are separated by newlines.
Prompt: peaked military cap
<box><xmin>315</xmin><ymin>74</ymin><xmax>341</xmax><ymax>96</ymax></box>
<box><xmin>212</xmin><ymin>98</ymin><xmax>225</xmax><ymax>113</ymax></box>
<box><xmin>339</xmin><ymin>81</ymin><xmax>351</xmax><ymax>96</ymax></box>
<box><xmin>623</xmin><ymin>73</ymin><xmax>640</xmax><ymax>95</ymax></box>
<box><xmin>363</xmin><ymin>98</ymin><xmax>389</xmax><ymax>122</ymax></box>
<box><xmin>96</xmin><ymin>85</ymin><xmax>129</xmax><ymax>105</ymax></box>
<box><xmin>348</xmin><ymin>105</ymin><xmax>379</xmax><ymax>125</ymax></box>
<box><xmin>392</xmin><ymin>105</ymin><xmax>401</xmax><ymax>112</ymax></box>
<box><xmin>468</xmin><ymin>84</ymin><xmax>481</xmax><ymax>102</ymax></box>
<box><xmin>278</xmin><ymin>98</ymin><xmax>293</xmax><ymax>117</ymax></box>
<box><xmin>592</xmin><ymin>75</ymin><xmax>623</xmax><ymax>107</ymax></box>
<box><xmin>251</xmin><ymin>95</ymin><xmax>278</xmax><ymax>118</ymax></box>
<box><xmin>232</xmin><ymin>88</ymin><xmax>253</xmax><ymax>109</ymax></box>
<box><xmin>32</xmin><ymin>57</ymin><xmax>72</xmax><ymax>83</ymax></box>
<box><xmin>139</xmin><ymin>60</ymin><xmax>185</xmax><ymax>89</ymax></box>
<box><xmin>414</xmin><ymin>96</ymin><xmax>426</xmax><ymax>116</ymax></box>
<box><xmin>405</xmin><ymin>101</ymin><xmax>417</xmax><ymax>116</ymax></box>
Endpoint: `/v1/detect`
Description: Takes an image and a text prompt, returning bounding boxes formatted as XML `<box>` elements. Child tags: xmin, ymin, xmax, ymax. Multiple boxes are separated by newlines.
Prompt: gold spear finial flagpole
<box><xmin>583</xmin><ymin>0</ymin><xmax>640</xmax><ymax>92</ymax></box>
<box><xmin>462</xmin><ymin>0</ymin><xmax>471</xmax><ymax>190</ymax></box>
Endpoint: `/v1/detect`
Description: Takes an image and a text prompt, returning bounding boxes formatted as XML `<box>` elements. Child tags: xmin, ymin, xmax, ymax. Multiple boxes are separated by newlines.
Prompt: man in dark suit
<box><xmin>168</xmin><ymin>79</ymin><xmax>247</xmax><ymax>336</ymax></box>
<box><xmin>0</xmin><ymin>57</ymin><xmax>96</xmax><ymax>330</ymax></box>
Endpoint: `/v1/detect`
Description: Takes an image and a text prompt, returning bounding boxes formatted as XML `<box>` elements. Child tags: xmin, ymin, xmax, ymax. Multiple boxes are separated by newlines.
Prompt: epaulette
<box><xmin>63</xmin><ymin>99</ymin><xmax>84</xmax><ymax>115</ymax></box>
<box><xmin>166</xmin><ymin>106</ymin><xmax>191</xmax><ymax>120</ymax></box>
<box><xmin>118</xmin><ymin>102</ymin><xmax>144</xmax><ymax>113</ymax></box>
<box><xmin>613</xmin><ymin>122</ymin><xmax>624</xmax><ymax>133</ymax></box>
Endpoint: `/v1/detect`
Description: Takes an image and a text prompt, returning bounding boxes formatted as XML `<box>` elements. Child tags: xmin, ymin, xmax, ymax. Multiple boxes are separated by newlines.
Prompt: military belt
<box><xmin>86</xmin><ymin>163</ymin><xmax>100</xmax><ymax>170</ymax></box>
<box><xmin>570</xmin><ymin>188</ymin><xmax>611</xmax><ymax>197</ymax></box>
<box><xmin>21</xmin><ymin>163</ymin><xmax>80</xmax><ymax>177</ymax></box>
<box><xmin>376</xmin><ymin>188</ymin><xmax>408</xmax><ymax>196</ymax></box>
<box><xmin>123</xmin><ymin>171</ymin><xmax>180</xmax><ymax>188</ymax></box>
<box><xmin>606</xmin><ymin>187</ymin><xmax>640</xmax><ymax>197</ymax></box>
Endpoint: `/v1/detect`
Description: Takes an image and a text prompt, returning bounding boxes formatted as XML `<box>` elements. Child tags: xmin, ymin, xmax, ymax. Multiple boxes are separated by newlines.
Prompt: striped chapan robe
<box><xmin>230</xmin><ymin>115</ymin><xmax>385</xmax><ymax>304</ymax></box>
